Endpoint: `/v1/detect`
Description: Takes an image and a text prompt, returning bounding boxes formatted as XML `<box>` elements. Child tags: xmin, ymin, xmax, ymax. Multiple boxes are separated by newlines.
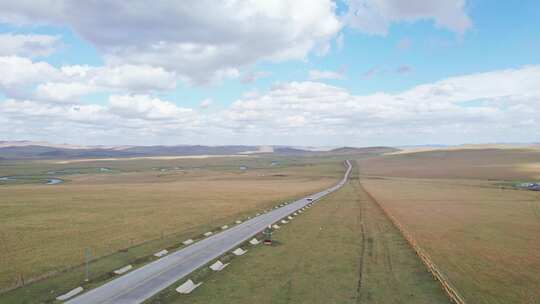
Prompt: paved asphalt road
<box><xmin>67</xmin><ymin>160</ymin><xmax>352</xmax><ymax>304</ymax></box>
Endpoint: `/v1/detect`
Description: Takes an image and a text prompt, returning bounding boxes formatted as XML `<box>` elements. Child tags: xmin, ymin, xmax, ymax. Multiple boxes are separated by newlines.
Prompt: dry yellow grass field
<box><xmin>359</xmin><ymin>148</ymin><xmax>540</xmax><ymax>180</ymax></box>
<box><xmin>0</xmin><ymin>160</ymin><xmax>340</xmax><ymax>291</ymax></box>
<box><xmin>358</xmin><ymin>148</ymin><xmax>540</xmax><ymax>303</ymax></box>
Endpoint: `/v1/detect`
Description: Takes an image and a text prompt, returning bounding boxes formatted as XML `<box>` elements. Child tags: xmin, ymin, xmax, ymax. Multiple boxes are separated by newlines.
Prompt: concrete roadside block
<box><xmin>113</xmin><ymin>265</ymin><xmax>133</xmax><ymax>275</ymax></box>
<box><xmin>154</xmin><ymin>249</ymin><xmax>168</xmax><ymax>257</ymax></box>
<box><xmin>182</xmin><ymin>239</ymin><xmax>194</xmax><ymax>246</ymax></box>
<box><xmin>203</xmin><ymin>231</ymin><xmax>213</xmax><ymax>237</ymax></box>
<box><xmin>281</xmin><ymin>220</ymin><xmax>288</xmax><ymax>224</ymax></box>
<box><xmin>233</xmin><ymin>248</ymin><xmax>247</xmax><ymax>256</ymax></box>
<box><xmin>209</xmin><ymin>260</ymin><xmax>229</xmax><ymax>271</ymax></box>
<box><xmin>176</xmin><ymin>279</ymin><xmax>202</xmax><ymax>294</ymax></box>
<box><xmin>249</xmin><ymin>238</ymin><xmax>260</xmax><ymax>245</ymax></box>
<box><xmin>235</xmin><ymin>220</ymin><xmax>242</xmax><ymax>224</ymax></box>
<box><xmin>56</xmin><ymin>286</ymin><xmax>84</xmax><ymax>301</ymax></box>
<box><xmin>272</xmin><ymin>224</ymin><xmax>280</xmax><ymax>229</ymax></box>
<box><xmin>288</xmin><ymin>216</ymin><xmax>293</xmax><ymax>220</ymax></box>
<box><xmin>221</xmin><ymin>225</ymin><xmax>228</xmax><ymax>230</ymax></box>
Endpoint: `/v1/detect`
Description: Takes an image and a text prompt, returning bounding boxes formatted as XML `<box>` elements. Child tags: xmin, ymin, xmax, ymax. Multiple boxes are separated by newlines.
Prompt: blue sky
<box><xmin>0</xmin><ymin>0</ymin><xmax>539</xmax><ymax>146</ymax></box>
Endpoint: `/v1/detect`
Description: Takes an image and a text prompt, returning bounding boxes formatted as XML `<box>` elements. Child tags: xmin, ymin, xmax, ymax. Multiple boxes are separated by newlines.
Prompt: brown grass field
<box><xmin>358</xmin><ymin>148</ymin><xmax>540</xmax><ymax>304</ymax></box>
<box><xmin>0</xmin><ymin>157</ymin><xmax>341</xmax><ymax>292</ymax></box>
<box><xmin>359</xmin><ymin>148</ymin><xmax>540</xmax><ymax>180</ymax></box>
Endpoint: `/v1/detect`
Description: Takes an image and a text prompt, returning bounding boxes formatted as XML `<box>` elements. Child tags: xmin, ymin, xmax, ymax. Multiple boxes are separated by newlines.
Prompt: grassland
<box><xmin>357</xmin><ymin>148</ymin><xmax>540</xmax><ymax>303</ymax></box>
<box><xmin>146</xmin><ymin>163</ymin><xmax>450</xmax><ymax>304</ymax></box>
<box><xmin>359</xmin><ymin>148</ymin><xmax>540</xmax><ymax>180</ymax></box>
<box><xmin>0</xmin><ymin>156</ymin><xmax>343</xmax><ymax>297</ymax></box>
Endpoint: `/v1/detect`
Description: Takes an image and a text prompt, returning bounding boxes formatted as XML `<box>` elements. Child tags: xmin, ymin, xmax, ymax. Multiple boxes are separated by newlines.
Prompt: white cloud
<box><xmin>1</xmin><ymin>66</ymin><xmax>540</xmax><ymax>146</ymax></box>
<box><xmin>0</xmin><ymin>33</ymin><xmax>60</xmax><ymax>57</ymax></box>
<box><xmin>91</xmin><ymin>65</ymin><xmax>177</xmax><ymax>92</ymax></box>
<box><xmin>0</xmin><ymin>95</ymin><xmax>201</xmax><ymax>144</ymax></box>
<box><xmin>345</xmin><ymin>0</ymin><xmax>472</xmax><ymax>35</ymax></box>
<box><xmin>0</xmin><ymin>56</ymin><xmax>177</xmax><ymax>102</ymax></box>
<box><xmin>35</xmin><ymin>82</ymin><xmax>98</xmax><ymax>102</ymax></box>
<box><xmin>216</xmin><ymin>66</ymin><xmax>540</xmax><ymax>144</ymax></box>
<box><xmin>108</xmin><ymin>94</ymin><xmax>193</xmax><ymax>121</ymax></box>
<box><xmin>308</xmin><ymin>69</ymin><xmax>344</xmax><ymax>80</ymax></box>
<box><xmin>0</xmin><ymin>56</ymin><xmax>60</xmax><ymax>98</ymax></box>
<box><xmin>286</xmin><ymin>115</ymin><xmax>307</xmax><ymax>127</ymax></box>
<box><xmin>0</xmin><ymin>0</ymin><xmax>342</xmax><ymax>84</ymax></box>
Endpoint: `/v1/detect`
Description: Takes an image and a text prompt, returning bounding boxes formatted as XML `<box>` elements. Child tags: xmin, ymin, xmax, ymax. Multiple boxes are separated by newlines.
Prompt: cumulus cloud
<box><xmin>345</xmin><ymin>0</ymin><xmax>472</xmax><ymax>35</ymax></box>
<box><xmin>214</xmin><ymin>66</ymin><xmax>540</xmax><ymax>144</ymax></box>
<box><xmin>0</xmin><ymin>56</ymin><xmax>177</xmax><ymax>102</ymax></box>
<box><xmin>1</xmin><ymin>65</ymin><xmax>540</xmax><ymax>146</ymax></box>
<box><xmin>0</xmin><ymin>33</ymin><xmax>60</xmax><ymax>57</ymax></box>
<box><xmin>308</xmin><ymin>69</ymin><xmax>345</xmax><ymax>80</ymax></box>
<box><xmin>0</xmin><ymin>56</ymin><xmax>61</xmax><ymax>98</ymax></box>
<box><xmin>35</xmin><ymin>82</ymin><xmax>98</xmax><ymax>102</ymax></box>
<box><xmin>108</xmin><ymin>94</ymin><xmax>193</xmax><ymax>121</ymax></box>
<box><xmin>0</xmin><ymin>0</ymin><xmax>341</xmax><ymax>84</ymax></box>
<box><xmin>0</xmin><ymin>95</ymin><xmax>201</xmax><ymax>144</ymax></box>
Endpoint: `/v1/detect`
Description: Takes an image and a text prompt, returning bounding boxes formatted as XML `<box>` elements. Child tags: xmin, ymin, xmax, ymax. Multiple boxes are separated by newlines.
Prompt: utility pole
<box><xmin>263</xmin><ymin>226</ymin><xmax>273</xmax><ymax>245</ymax></box>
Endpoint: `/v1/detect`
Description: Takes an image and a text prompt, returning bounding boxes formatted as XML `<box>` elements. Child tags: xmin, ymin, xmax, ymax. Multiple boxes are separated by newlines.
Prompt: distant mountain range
<box><xmin>0</xmin><ymin>141</ymin><xmax>399</xmax><ymax>160</ymax></box>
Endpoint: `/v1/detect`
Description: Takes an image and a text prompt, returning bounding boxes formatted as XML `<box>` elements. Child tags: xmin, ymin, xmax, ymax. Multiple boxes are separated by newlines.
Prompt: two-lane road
<box><xmin>67</xmin><ymin>160</ymin><xmax>352</xmax><ymax>304</ymax></box>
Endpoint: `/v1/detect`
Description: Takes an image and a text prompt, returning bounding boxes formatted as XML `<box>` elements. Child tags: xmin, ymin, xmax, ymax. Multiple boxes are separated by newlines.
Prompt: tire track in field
<box><xmin>350</xmin><ymin>180</ymin><xmax>366</xmax><ymax>304</ymax></box>
<box><xmin>355</xmin><ymin>181</ymin><xmax>410</xmax><ymax>303</ymax></box>
<box><xmin>365</xmin><ymin>189</ymin><xmax>401</xmax><ymax>297</ymax></box>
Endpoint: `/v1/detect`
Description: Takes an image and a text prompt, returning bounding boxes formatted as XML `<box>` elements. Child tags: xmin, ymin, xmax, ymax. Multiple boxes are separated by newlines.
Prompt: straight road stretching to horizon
<box><xmin>66</xmin><ymin>160</ymin><xmax>352</xmax><ymax>304</ymax></box>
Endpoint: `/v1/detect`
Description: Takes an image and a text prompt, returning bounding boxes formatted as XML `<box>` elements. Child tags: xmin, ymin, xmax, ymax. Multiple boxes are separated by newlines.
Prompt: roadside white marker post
<box><xmin>84</xmin><ymin>248</ymin><xmax>91</xmax><ymax>282</ymax></box>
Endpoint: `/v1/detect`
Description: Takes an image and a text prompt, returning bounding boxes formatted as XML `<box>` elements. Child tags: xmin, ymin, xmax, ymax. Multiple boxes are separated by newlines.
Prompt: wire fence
<box><xmin>362</xmin><ymin>186</ymin><xmax>466</xmax><ymax>304</ymax></box>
